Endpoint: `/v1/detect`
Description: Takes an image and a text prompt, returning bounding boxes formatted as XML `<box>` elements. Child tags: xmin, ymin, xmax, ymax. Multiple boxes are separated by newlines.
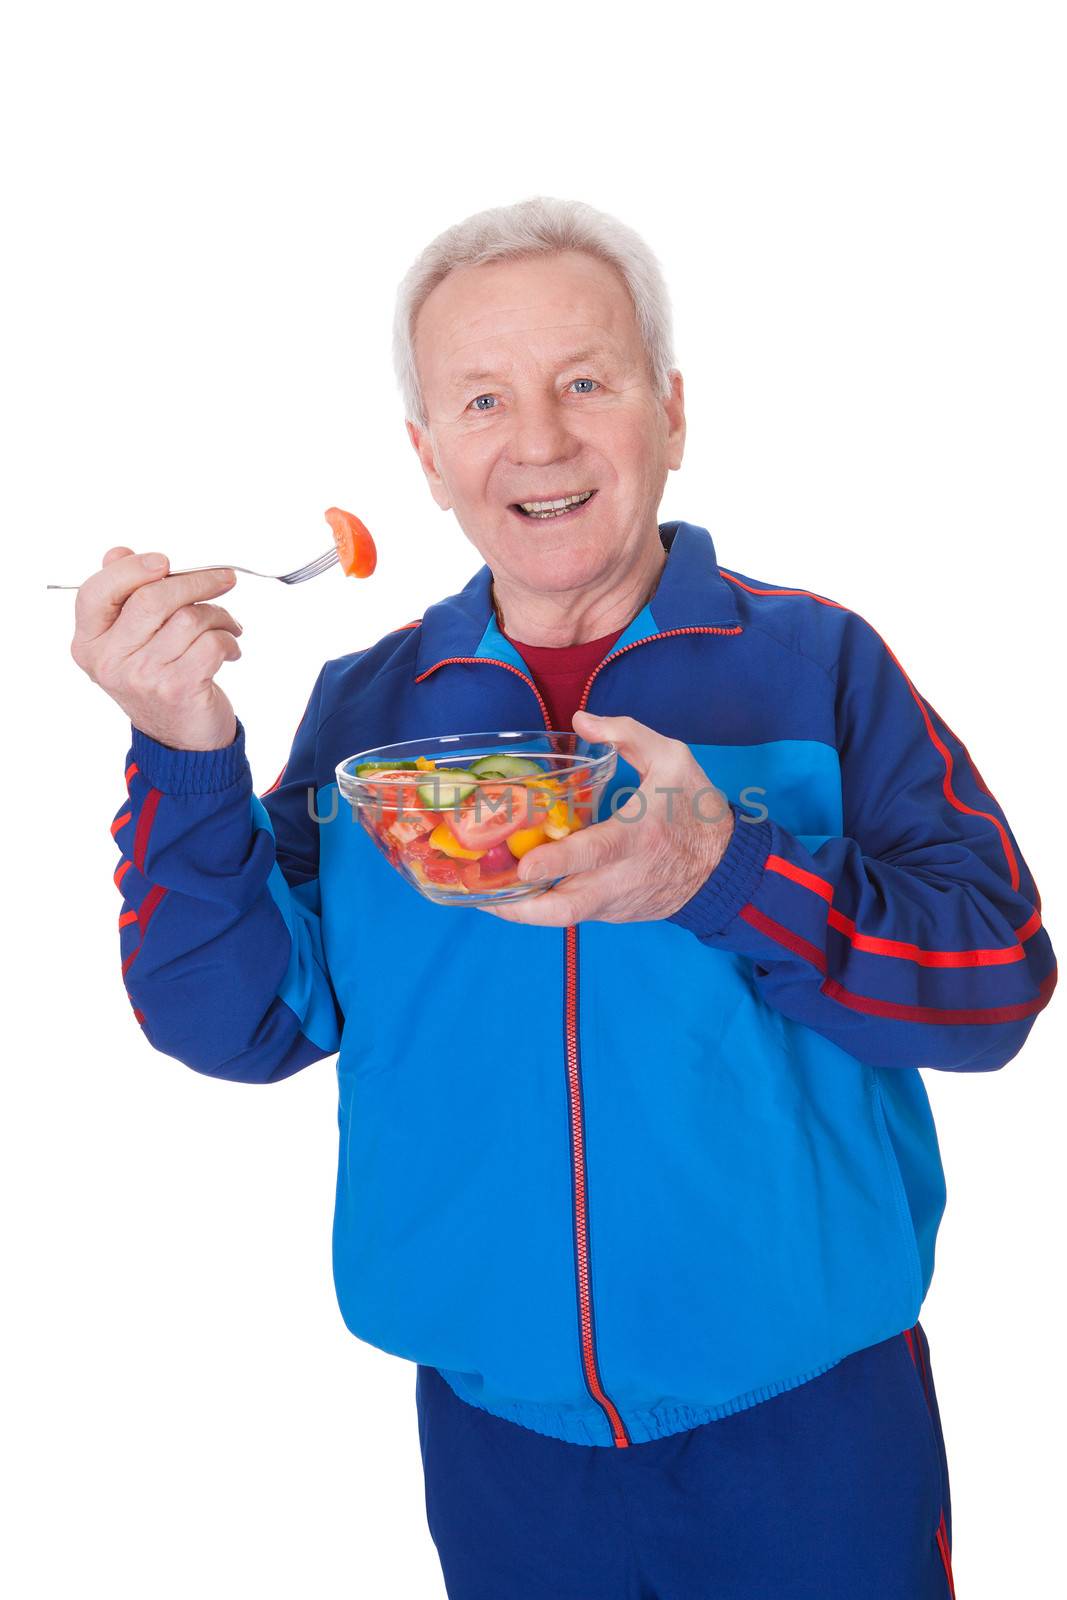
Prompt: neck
<box><xmin>491</xmin><ymin>533</ymin><xmax>667</xmax><ymax>647</ymax></box>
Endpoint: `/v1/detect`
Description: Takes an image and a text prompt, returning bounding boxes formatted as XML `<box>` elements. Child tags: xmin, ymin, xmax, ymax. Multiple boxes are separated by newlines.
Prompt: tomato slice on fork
<box><xmin>325</xmin><ymin>508</ymin><xmax>377</xmax><ymax>577</ymax></box>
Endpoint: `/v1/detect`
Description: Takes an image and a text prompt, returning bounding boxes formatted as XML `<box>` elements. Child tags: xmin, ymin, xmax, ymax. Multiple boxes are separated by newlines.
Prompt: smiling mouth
<box><xmin>510</xmin><ymin>489</ymin><xmax>597</xmax><ymax>520</ymax></box>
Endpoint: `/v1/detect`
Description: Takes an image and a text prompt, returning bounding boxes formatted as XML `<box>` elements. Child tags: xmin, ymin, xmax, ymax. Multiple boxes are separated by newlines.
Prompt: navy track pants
<box><xmin>416</xmin><ymin>1322</ymin><xmax>955</xmax><ymax>1599</ymax></box>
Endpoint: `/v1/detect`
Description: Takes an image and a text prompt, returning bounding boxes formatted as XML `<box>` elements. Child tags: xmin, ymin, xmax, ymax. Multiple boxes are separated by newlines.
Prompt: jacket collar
<box><xmin>413</xmin><ymin>520</ymin><xmax>741</xmax><ymax>679</ymax></box>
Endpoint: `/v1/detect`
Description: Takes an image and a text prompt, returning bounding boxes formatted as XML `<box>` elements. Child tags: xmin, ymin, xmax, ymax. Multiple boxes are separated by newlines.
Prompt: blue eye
<box><xmin>468</xmin><ymin>380</ymin><xmax>597</xmax><ymax>411</ymax></box>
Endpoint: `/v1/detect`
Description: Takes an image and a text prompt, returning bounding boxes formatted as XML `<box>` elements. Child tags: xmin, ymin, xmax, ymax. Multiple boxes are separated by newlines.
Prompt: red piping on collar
<box><xmin>413</xmin><ymin>656</ymin><xmax>553</xmax><ymax>729</ymax></box>
<box><xmin>575</xmin><ymin>626</ymin><xmax>743</xmax><ymax>713</ymax></box>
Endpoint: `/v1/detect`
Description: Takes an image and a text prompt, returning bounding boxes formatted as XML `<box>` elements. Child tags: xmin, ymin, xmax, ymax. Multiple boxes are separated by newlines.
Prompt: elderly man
<box><xmin>73</xmin><ymin>197</ymin><xmax>1054</xmax><ymax>1599</ymax></box>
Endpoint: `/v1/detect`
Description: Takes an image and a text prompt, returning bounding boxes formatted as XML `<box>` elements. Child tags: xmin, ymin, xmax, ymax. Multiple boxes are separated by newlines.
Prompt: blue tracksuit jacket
<box><xmin>109</xmin><ymin>520</ymin><xmax>1056</xmax><ymax>1448</ymax></box>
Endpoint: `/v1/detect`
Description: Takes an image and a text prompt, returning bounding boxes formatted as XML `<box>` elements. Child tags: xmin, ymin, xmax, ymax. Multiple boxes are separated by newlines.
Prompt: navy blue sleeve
<box><xmin>668</xmin><ymin>611</ymin><xmax>1057</xmax><ymax>1071</ymax></box>
<box><xmin>110</xmin><ymin>667</ymin><xmax>342</xmax><ymax>1083</ymax></box>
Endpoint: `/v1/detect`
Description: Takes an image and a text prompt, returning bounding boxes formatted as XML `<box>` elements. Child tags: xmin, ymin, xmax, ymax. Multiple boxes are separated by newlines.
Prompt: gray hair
<box><xmin>392</xmin><ymin>195</ymin><xmax>676</xmax><ymax>428</ymax></box>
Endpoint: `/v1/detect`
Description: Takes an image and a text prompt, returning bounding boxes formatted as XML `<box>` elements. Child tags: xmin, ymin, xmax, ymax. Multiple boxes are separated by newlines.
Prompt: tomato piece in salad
<box><xmin>385</xmin><ymin>812</ymin><xmax>440</xmax><ymax>847</ymax></box>
<box><xmin>446</xmin><ymin>782</ymin><xmax>542</xmax><ymax>853</ymax></box>
<box><xmin>455</xmin><ymin>854</ymin><xmax>520</xmax><ymax>892</ymax></box>
<box><xmin>325</xmin><ymin>507</ymin><xmax>377</xmax><ymax>577</ymax></box>
<box><xmin>419</xmin><ymin>852</ymin><xmax>464</xmax><ymax>886</ymax></box>
<box><xmin>358</xmin><ymin>773</ymin><xmax>425</xmax><ymax>829</ymax></box>
<box><xmin>400</xmin><ymin>834</ymin><xmax>437</xmax><ymax>861</ymax></box>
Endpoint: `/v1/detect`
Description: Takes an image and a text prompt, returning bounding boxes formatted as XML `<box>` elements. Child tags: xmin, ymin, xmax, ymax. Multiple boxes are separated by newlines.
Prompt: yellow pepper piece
<box><xmin>544</xmin><ymin>799</ymin><xmax>579</xmax><ymax>840</ymax></box>
<box><xmin>507</xmin><ymin>824</ymin><xmax>548</xmax><ymax>859</ymax></box>
<box><xmin>414</xmin><ymin>756</ymin><xmax>437</xmax><ymax>771</ymax></box>
<box><xmin>525</xmin><ymin>778</ymin><xmax>564</xmax><ymax>824</ymax></box>
<box><xmin>429</xmin><ymin>821</ymin><xmax>485</xmax><ymax>860</ymax></box>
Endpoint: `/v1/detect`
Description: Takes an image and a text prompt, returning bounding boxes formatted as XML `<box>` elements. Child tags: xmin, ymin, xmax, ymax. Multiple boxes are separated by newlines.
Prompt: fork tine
<box><xmin>293</xmin><ymin>550</ymin><xmax>339</xmax><ymax>582</ymax></box>
<box><xmin>281</xmin><ymin>553</ymin><xmax>331</xmax><ymax>585</ymax></box>
<box><xmin>281</xmin><ymin>548</ymin><xmax>340</xmax><ymax>584</ymax></box>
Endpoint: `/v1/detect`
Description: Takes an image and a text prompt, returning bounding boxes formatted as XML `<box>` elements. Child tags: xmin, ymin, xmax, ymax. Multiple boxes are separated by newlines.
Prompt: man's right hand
<box><xmin>70</xmin><ymin>548</ymin><xmax>244</xmax><ymax>752</ymax></box>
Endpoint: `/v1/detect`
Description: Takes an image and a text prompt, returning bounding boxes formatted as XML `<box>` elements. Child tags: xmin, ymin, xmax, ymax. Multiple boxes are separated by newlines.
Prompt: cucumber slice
<box><xmin>353</xmin><ymin>759</ymin><xmax>420</xmax><ymax>776</ymax></box>
<box><xmin>465</xmin><ymin>754</ymin><xmax>548</xmax><ymax>780</ymax></box>
<box><xmin>415</xmin><ymin>767</ymin><xmax>480</xmax><ymax>808</ymax></box>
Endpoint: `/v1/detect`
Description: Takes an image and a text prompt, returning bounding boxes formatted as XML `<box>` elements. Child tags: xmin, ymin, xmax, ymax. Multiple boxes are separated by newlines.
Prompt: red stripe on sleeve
<box><xmin>826</xmin><ymin>906</ymin><xmax>1030</xmax><ymax>968</ymax></box>
<box><xmin>821</xmin><ymin>966</ymin><xmax>1056</xmax><ymax>1025</ymax></box>
<box><xmin>759</xmin><ymin>812</ymin><xmax>1039</xmax><ymax>970</ymax></box>
<box><xmin>739</xmin><ymin>903</ymin><xmax>1057</xmax><ymax>1024</ymax></box>
<box><xmin>133</xmin><ymin>789</ymin><xmax>162</xmax><ymax>872</ymax></box>
<box><xmin>766</xmin><ymin>854</ymin><xmax>833</xmax><ymax>901</ymax></box>
<box><xmin>739</xmin><ymin>904</ymin><xmax>828</xmax><ymax>971</ymax></box>
<box><xmin>121</xmin><ymin>884</ymin><xmax>167</xmax><ymax>977</ymax></box>
<box><xmin>721</xmin><ymin>570</ymin><xmax>1022</xmax><ymax>888</ymax></box>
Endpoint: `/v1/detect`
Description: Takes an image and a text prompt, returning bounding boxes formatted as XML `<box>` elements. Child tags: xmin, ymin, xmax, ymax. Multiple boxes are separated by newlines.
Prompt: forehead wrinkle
<box><xmin>437</xmin><ymin>325</ymin><xmax>628</xmax><ymax>396</ymax></box>
<box><xmin>440</xmin><ymin>318</ymin><xmax>616</xmax><ymax>361</ymax></box>
<box><xmin>449</xmin><ymin>348</ymin><xmax>622</xmax><ymax>394</ymax></box>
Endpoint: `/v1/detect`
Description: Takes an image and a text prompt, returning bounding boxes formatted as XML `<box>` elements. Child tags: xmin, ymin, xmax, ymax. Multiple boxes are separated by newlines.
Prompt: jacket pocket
<box><xmin>900</xmin><ymin>1325</ymin><xmax>956</xmax><ymax>1597</ymax></box>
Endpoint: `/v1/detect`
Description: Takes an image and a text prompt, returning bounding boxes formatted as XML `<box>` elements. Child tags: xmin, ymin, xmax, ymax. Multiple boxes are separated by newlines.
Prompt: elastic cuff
<box><xmin>130</xmin><ymin>717</ymin><xmax>249</xmax><ymax>796</ymax></box>
<box><xmin>667</xmin><ymin>805</ymin><xmax>772</xmax><ymax>937</ymax></box>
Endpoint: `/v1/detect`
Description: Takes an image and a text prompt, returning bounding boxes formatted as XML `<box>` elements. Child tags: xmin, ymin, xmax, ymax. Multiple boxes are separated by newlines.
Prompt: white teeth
<box><xmin>518</xmin><ymin>490</ymin><xmax>594</xmax><ymax>516</ymax></box>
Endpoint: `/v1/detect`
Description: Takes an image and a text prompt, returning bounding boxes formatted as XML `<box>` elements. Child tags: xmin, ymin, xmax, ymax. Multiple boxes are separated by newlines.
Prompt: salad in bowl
<box><xmin>336</xmin><ymin>731</ymin><xmax>617</xmax><ymax>906</ymax></box>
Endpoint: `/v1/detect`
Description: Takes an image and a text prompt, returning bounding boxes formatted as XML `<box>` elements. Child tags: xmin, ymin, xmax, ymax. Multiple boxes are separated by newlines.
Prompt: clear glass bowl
<box><xmin>336</xmin><ymin>730</ymin><xmax>618</xmax><ymax>907</ymax></box>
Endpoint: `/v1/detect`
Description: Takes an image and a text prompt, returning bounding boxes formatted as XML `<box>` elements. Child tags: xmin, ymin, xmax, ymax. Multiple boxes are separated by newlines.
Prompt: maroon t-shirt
<box><xmin>502</xmin><ymin>623</ymin><xmax>626</xmax><ymax>734</ymax></box>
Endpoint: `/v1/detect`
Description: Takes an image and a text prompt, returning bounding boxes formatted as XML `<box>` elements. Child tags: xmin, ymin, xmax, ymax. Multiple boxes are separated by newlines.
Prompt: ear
<box><xmin>406</xmin><ymin>419</ymin><xmax>453</xmax><ymax>511</ymax></box>
<box><xmin>663</xmin><ymin>369</ymin><xmax>686</xmax><ymax>472</ymax></box>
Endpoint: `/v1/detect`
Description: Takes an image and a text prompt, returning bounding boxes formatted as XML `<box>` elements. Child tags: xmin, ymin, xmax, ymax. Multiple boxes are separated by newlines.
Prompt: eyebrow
<box><xmin>448</xmin><ymin>345</ymin><xmax>619</xmax><ymax>392</ymax></box>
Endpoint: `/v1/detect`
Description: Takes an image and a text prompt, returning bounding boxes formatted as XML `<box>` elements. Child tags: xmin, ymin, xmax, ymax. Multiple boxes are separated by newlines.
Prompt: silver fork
<box><xmin>47</xmin><ymin>547</ymin><xmax>340</xmax><ymax>589</ymax></box>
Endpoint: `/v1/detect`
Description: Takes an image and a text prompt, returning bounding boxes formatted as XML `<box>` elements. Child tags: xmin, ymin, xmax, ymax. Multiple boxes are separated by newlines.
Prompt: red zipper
<box><xmin>564</xmin><ymin>919</ymin><xmax>631</xmax><ymax>1445</ymax></box>
<box><xmin>570</xmin><ymin>631</ymin><xmax>746</xmax><ymax>1445</ymax></box>
<box><xmin>414</xmin><ymin>649</ymin><xmax>632</xmax><ymax>1444</ymax></box>
<box><xmin>415</xmin><ymin>625</ymin><xmax>741</xmax><ymax>1449</ymax></box>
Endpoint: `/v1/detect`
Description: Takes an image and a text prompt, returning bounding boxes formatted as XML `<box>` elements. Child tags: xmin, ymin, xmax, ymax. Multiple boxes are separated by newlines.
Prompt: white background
<box><xmin>5</xmin><ymin>3</ymin><xmax>1064</xmax><ymax>1596</ymax></box>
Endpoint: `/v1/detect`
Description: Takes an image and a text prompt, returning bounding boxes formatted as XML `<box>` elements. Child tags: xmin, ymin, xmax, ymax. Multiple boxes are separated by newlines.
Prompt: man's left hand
<box><xmin>476</xmin><ymin>709</ymin><xmax>734</xmax><ymax>926</ymax></box>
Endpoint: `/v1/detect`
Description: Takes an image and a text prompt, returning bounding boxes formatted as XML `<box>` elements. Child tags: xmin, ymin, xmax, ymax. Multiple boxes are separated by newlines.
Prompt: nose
<box><xmin>507</xmin><ymin>389</ymin><xmax>580</xmax><ymax>470</ymax></box>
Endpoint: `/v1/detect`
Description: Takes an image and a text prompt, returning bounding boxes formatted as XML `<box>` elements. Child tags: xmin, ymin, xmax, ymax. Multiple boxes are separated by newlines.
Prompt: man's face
<box><xmin>406</xmin><ymin>250</ymin><xmax>685</xmax><ymax>599</ymax></box>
